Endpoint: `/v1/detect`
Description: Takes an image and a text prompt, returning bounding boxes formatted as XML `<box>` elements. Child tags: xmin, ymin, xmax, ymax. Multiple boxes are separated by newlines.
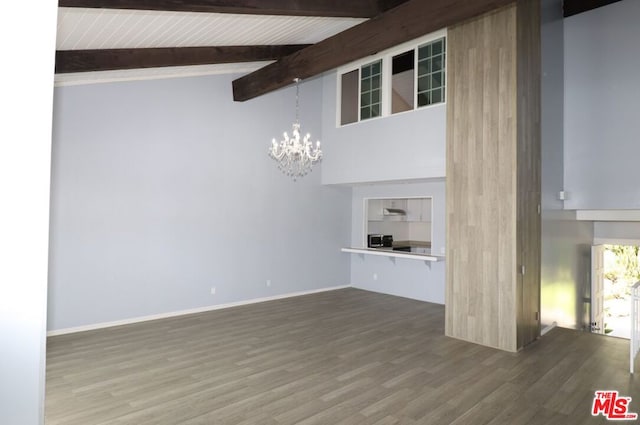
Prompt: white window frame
<box><xmin>336</xmin><ymin>28</ymin><xmax>447</xmax><ymax>128</ymax></box>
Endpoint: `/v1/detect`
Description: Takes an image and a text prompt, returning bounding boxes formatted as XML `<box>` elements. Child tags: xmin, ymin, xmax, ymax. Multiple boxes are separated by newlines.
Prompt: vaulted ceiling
<box><xmin>54</xmin><ymin>0</ymin><xmax>622</xmax><ymax>100</ymax></box>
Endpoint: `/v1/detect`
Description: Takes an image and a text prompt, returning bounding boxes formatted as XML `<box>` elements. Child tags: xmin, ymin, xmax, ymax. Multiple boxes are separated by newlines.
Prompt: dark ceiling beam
<box><xmin>377</xmin><ymin>0</ymin><xmax>410</xmax><ymax>11</ymax></box>
<box><xmin>232</xmin><ymin>0</ymin><xmax>514</xmax><ymax>101</ymax></box>
<box><xmin>563</xmin><ymin>0</ymin><xmax>621</xmax><ymax>18</ymax></box>
<box><xmin>55</xmin><ymin>45</ymin><xmax>310</xmax><ymax>73</ymax></box>
<box><xmin>57</xmin><ymin>0</ymin><xmax>395</xmax><ymax>18</ymax></box>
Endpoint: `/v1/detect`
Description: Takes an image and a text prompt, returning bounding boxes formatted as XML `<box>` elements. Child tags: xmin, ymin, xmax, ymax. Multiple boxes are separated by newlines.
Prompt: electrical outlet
<box><xmin>266</xmin><ymin>280</ymin><xmax>271</xmax><ymax>287</ymax></box>
<box><xmin>373</xmin><ymin>273</ymin><xmax>378</xmax><ymax>281</ymax></box>
<box><xmin>210</xmin><ymin>287</ymin><xmax>216</xmax><ymax>295</ymax></box>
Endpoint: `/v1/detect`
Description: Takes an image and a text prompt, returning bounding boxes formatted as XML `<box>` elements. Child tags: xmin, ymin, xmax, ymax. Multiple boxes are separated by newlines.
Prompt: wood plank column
<box><xmin>445</xmin><ymin>0</ymin><xmax>541</xmax><ymax>352</ymax></box>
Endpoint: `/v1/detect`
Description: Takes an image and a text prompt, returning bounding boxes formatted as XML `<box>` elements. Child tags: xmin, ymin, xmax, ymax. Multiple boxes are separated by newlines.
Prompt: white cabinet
<box><xmin>422</xmin><ymin>198</ymin><xmax>432</xmax><ymax>222</ymax></box>
<box><xmin>406</xmin><ymin>198</ymin><xmax>422</xmax><ymax>221</ymax></box>
<box><xmin>406</xmin><ymin>198</ymin><xmax>432</xmax><ymax>222</ymax></box>
<box><xmin>367</xmin><ymin>199</ymin><xmax>384</xmax><ymax>221</ymax></box>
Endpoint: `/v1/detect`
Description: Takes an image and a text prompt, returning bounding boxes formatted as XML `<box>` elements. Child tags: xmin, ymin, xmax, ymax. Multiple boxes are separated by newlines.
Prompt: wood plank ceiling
<box><xmin>55</xmin><ymin>0</ymin><xmax>620</xmax><ymax>98</ymax></box>
<box><xmin>54</xmin><ymin>5</ymin><xmax>367</xmax><ymax>85</ymax></box>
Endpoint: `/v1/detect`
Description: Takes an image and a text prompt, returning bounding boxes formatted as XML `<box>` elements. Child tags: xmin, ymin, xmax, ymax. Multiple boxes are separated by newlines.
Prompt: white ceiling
<box><xmin>55</xmin><ymin>7</ymin><xmax>366</xmax><ymax>86</ymax></box>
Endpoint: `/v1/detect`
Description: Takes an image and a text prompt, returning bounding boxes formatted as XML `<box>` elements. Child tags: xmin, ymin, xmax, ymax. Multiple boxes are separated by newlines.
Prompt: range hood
<box><xmin>383</xmin><ymin>208</ymin><xmax>406</xmax><ymax>216</ymax></box>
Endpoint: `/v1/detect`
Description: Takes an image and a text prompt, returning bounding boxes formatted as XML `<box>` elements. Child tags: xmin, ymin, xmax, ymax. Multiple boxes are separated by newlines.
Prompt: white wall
<box><xmin>564</xmin><ymin>0</ymin><xmax>640</xmax><ymax>209</ymax></box>
<box><xmin>49</xmin><ymin>74</ymin><xmax>351</xmax><ymax>331</ymax></box>
<box><xmin>349</xmin><ymin>181</ymin><xmax>445</xmax><ymax>304</ymax></box>
<box><xmin>320</xmin><ymin>72</ymin><xmax>446</xmax><ymax>185</ymax></box>
<box><xmin>0</xmin><ymin>0</ymin><xmax>57</xmax><ymax>423</ymax></box>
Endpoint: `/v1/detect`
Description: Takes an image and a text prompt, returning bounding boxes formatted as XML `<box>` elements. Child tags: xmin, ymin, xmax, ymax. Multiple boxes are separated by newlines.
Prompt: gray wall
<box><xmin>541</xmin><ymin>0</ymin><xmax>565</xmax><ymax>211</ymax></box>
<box><xmin>564</xmin><ymin>0</ymin><xmax>640</xmax><ymax>209</ymax></box>
<box><xmin>349</xmin><ymin>181</ymin><xmax>445</xmax><ymax>304</ymax></box>
<box><xmin>320</xmin><ymin>72</ymin><xmax>446</xmax><ymax>185</ymax></box>
<box><xmin>0</xmin><ymin>0</ymin><xmax>56</xmax><ymax>422</ymax></box>
<box><xmin>49</xmin><ymin>74</ymin><xmax>351</xmax><ymax>331</ymax></box>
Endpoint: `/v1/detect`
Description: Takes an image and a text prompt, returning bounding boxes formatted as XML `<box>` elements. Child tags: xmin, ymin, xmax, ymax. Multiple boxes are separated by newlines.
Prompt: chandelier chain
<box><xmin>295</xmin><ymin>77</ymin><xmax>300</xmax><ymax>124</ymax></box>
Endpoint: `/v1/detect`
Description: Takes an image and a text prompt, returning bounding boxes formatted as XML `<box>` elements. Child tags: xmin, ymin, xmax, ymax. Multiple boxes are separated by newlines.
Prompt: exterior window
<box><xmin>360</xmin><ymin>60</ymin><xmax>382</xmax><ymax>120</ymax></box>
<box><xmin>417</xmin><ymin>37</ymin><xmax>446</xmax><ymax>107</ymax></box>
<box><xmin>392</xmin><ymin>50</ymin><xmax>415</xmax><ymax>114</ymax></box>
<box><xmin>340</xmin><ymin>70</ymin><xmax>359</xmax><ymax>125</ymax></box>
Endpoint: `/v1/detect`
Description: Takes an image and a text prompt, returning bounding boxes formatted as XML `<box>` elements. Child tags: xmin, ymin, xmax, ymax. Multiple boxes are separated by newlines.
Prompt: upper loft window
<box><xmin>340</xmin><ymin>61</ymin><xmax>382</xmax><ymax>126</ymax></box>
<box><xmin>338</xmin><ymin>31</ymin><xmax>446</xmax><ymax>127</ymax></box>
<box><xmin>360</xmin><ymin>60</ymin><xmax>382</xmax><ymax>121</ymax></box>
<box><xmin>392</xmin><ymin>50</ymin><xmax>415</xmax><ymax>114</ymax></box>
<box><xmin>418</xmin><ymin>38</ymin><xmax>446</xmax><ymax>107</ymax></box>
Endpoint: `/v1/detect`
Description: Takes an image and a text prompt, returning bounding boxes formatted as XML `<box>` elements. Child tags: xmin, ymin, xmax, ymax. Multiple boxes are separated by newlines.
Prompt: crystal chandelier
<box><xmin>269</xmin><ymin>78</ymin><xmax>322</xmax><ymax>180</ymax></box>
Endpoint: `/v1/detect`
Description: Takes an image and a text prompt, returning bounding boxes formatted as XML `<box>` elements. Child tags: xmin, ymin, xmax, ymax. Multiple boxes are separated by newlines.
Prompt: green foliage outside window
<box><xmin>604</xmin><ymin>245</ymin><xmax>640</xmax><ymax>288</ymax></box>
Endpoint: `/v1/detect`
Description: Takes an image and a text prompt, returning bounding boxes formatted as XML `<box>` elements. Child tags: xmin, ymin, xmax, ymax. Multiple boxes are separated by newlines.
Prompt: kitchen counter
<box><xmin>388</xmin><ymin>240</ymin><xmax>432</xmax><ymax>255</ymax></box>
<box><xmin>392</xmin><ymin>240</ymin><xmax>431</xmax><ymax>248</ymax></box>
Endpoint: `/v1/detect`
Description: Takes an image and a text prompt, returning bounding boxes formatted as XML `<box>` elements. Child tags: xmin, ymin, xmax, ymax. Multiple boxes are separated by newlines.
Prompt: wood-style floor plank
<box><xmin>46</xmin><ymin>288</ymin><xmax>640</xmax><ymax>424</ymax></box>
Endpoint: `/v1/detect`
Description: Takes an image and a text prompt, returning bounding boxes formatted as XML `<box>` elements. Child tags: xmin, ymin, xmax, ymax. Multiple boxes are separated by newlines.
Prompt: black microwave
<box><xmin>368</xmin><ymin>234</ymin><xmax>393</xmax><ymax>248</ymax></box>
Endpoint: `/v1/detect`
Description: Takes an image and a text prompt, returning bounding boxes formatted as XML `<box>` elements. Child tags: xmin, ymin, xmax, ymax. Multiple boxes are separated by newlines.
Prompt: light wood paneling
<box><xmin>446</xmin><ymin>1</ymin><xmax>540</xmax><ymax>352</ymax></box>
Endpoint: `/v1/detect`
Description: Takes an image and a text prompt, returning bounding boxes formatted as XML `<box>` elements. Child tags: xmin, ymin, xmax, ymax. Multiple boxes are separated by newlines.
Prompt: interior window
<box><xmin>337</xmin><ymin>34</ymin><xmax>446</xmax><ymax>126</ymax></box>
<box><xmin>417</xmin><ymin>37</ymin><xmax>446</xmax><ymax>107</ymax></box>
<box><xmin>360</xmin><ymin>60</ymin><xmax>382</xmax><ymax>121</ymax></box>
<box><xmin>392</xmin><ymin>50</ymin><xmax>415</xmax><ymax>114</ymax></box>
<box><xmin>340</xmin><ymin>70</ymin><xmax>359</xmax><ymax>125</ymax></box>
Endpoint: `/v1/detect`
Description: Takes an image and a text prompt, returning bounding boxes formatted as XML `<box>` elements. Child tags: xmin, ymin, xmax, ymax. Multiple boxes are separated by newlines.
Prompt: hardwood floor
<box><xmin>46</xmin><ymin>288</ymin><xmax>639</xmax><ymax>424</ymax></box>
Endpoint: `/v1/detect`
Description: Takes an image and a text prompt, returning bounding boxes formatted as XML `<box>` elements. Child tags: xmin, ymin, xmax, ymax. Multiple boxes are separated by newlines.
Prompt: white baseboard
<box><xmin>541</xmin><ymin>321</ymin><xmax>558</xmax><ymax>336</ymax></box>
<box><xmin>47</xmin><ymin>285</ymin><xmax>351</xmax><ymax>337</ymax></box>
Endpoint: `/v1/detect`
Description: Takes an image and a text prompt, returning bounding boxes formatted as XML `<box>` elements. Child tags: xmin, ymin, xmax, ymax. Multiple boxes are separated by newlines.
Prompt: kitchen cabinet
<box><xmin>367</xmin><ymin>199</ymin><xmax>384</xmax><ymax>221</ymax></box>
<box><xmin>406</xmin><ymin>198</ymin><xmax>432</xmax><ymax>222</ymax></box>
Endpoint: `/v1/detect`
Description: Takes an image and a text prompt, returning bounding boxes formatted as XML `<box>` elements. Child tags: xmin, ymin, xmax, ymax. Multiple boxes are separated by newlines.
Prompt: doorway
<box><xmin>592</xmin><ymin>244</ymin><xmax>640</xmax><ymax>338</ymax></box>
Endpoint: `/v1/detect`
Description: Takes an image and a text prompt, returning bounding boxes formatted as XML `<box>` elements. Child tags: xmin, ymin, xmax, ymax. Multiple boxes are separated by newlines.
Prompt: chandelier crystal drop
<box><xmin>269</xmin><ymin>78</ymin><xmax>322</xmax><ymax>180</ymax></box>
